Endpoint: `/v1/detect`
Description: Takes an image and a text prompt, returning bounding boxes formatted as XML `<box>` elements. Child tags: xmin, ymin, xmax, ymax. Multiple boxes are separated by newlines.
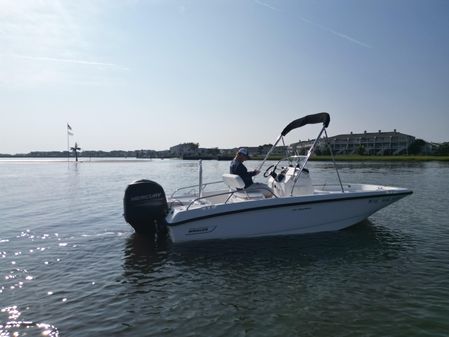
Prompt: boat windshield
<box><xmin>269</xmin><ymin>155</ymin><xmax>308</xmax><ymax>172</ymax></box>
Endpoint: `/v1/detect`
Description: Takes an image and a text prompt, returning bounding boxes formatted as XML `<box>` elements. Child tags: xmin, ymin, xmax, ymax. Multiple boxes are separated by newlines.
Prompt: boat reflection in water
<box><xmin>122</xmin><ymin>220</ymin><xmax>410</xmax><ymax>278</ymax></box>
<box><xmin>120</xmin><ymin>220</ymin><xmax>412</xmax><ymax>336</ymax></box>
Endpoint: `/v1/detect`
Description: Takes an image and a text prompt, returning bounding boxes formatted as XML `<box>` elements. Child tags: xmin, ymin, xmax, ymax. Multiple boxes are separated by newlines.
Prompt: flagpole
<box><xmin>67</xmin><ymin>123</ymin><xmax>75</xmax><ymax>162</ymax></box>
<box><xmin>67</xmin><ymin>123</ymin><xmax>70</xmax><ymax>162</ymax></box>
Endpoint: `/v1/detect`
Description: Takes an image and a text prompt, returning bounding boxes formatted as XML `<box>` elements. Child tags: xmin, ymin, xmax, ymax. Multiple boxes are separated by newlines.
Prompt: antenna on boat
<box><xmin>198</xmin><ymin>160</ymin><xmax>203</xmax><ymax>198</ymax></box>
<box><xmin>324</xmin><ymin>129</ymin><xmax>344</xmax><ymax>193</ymax></box>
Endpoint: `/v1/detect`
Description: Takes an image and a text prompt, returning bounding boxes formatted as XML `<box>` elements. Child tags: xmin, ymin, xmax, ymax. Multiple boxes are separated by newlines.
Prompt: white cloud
<box><xmin>13</xmin><ymin>55</ymin><xmax>129</xmax><ymax>71</ymax></box>
<box><xmin>0</xmin><ymin>0</ymin><xmax>128</xmax><ymax>87</ymax></box>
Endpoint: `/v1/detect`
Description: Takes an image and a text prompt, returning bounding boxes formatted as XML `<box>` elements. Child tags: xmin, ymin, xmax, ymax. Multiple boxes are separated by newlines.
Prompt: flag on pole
<box><xmin>67</xmin><ymin>123</ymin><xmax>74</xmax><ymax>136</ymax></box>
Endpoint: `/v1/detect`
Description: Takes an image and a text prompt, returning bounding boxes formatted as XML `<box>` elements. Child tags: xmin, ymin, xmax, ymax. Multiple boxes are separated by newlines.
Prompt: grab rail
<box><xmin>185</xmin><ymin>187</ymin><xmax>278</xmax><ymax>210</ymax></box>
<box><xmin>170</xmin><ymin>180</ymin><xmax>223</xmax><ymax>199</ymax></box>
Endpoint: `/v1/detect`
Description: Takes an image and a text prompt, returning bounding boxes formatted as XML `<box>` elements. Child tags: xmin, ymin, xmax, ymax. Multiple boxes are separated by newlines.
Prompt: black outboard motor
<box><xmin>123</xmin><ymin>180</ymin><xmax>168</xmax><ymax>239</ymax></box>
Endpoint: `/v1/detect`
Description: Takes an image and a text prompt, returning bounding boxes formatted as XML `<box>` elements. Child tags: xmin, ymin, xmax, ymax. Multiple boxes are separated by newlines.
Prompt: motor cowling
<box><xmin>123</xmin><ymin>179</ymin><xmax>168</xmax><ymax>238</ymax></box>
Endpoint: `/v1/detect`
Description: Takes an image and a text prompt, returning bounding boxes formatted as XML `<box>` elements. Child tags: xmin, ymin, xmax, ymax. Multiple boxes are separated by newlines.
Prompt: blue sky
<box><xmin>1</xmin><ymin>0</ymin><xmax>448</xmax><ymax>153</ymax></box>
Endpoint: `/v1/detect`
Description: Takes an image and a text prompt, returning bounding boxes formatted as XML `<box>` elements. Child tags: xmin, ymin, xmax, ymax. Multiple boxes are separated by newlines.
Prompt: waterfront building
<box><xmin>169</xmin><ymin>143</ymin><xmax>220</xmax><ymax>159</ymax></box>
<box><xmin>294</xmin><ymin>130</ymin><xmax>416</xmax><ymax>155</ymax></box>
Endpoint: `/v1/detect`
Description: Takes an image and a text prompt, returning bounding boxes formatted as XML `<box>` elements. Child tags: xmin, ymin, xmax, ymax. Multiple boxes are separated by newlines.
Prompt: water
<box><xmin>1</xmin><ymin>159</ymin><xmax>448</xmax><ymax>337</ymax></box>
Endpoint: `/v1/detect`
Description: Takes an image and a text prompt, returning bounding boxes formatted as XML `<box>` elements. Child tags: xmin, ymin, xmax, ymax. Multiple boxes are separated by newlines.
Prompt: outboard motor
<box><xmin>123</xmin><ymin>180</ymin><xmax>168</xmax><ymax>239</ymax></box>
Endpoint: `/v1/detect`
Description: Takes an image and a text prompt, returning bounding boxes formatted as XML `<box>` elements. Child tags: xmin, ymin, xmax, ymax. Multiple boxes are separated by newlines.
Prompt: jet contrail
<box><xmin>298</xmin><ymin>16</ymin><xmax>372</xmax><ymax>49</ymax></box>
<box><xmin>253</xmin><ymin>0</ymin><xmax>372</xmax><ymax>49</ymax></box>
<box><xmin>253</xmin><ymin>0</ymin><xmax>281</xmax><ymax>12</ymax></box>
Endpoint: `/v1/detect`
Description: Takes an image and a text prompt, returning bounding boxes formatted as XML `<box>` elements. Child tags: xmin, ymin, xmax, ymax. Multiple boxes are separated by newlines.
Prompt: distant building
<box><xmin>169</xmin><ymin>143</ymin><xmax>199</xmax><ymax>157</ymax></box>
<box><xmin>198</xmin><ymin>147</ymin><xmax>220</xmax><ymax>157</ymax></box>
<box><xmin>221</xmin><ymin>145</ymin><xmax>289</xmax><ymax>158</ymax></box>
<box><xmin>423</xmin><ymin>142</ymin><xmax>439</xmax><ymax>155</ymax></box>
<box><xmin>136</xmin><ymin>149</ymin><xmax>158</xmax><ymax>158</ymax></box>
<box><xmin>220</xmin><ymin>148</ymin><xmax>237</xmax><ymax>158</ymax></box>
<box><xmin>295</xmin><ymin>130</ymin><xmax>416</xmax><ymax>155</ymax></box>
<box><xmin>253</xmin><ymin>144</ymin><xmax>289</xmax><ymax>157</ymax></box>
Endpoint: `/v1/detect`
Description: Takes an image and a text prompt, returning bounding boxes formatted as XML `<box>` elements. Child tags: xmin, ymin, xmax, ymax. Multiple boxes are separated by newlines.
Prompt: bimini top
<box><xmin>281</xmin><ymin>112</ymin><xmax>330</xmax><ymax>137</ymax></box>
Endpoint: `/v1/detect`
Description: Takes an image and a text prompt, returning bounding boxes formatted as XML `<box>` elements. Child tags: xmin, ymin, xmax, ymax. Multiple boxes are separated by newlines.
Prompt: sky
<box><xmin>0</xmin><ymin>0</ymin><xmax>448</xmax><ymax>153</ymax></box>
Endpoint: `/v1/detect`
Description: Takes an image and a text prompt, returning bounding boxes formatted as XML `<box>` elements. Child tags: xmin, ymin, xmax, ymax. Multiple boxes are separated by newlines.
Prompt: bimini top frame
<box><xmin>256</xmin><ymin>112</ymin><xmax>344</xmax><ymax>195</ymax></box>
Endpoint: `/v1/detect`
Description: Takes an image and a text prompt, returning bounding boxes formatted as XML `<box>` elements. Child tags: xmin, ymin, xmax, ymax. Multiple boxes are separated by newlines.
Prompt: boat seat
<box><xmin>222</xmin><ymin>174</ymin><xmax>245</xmax><ymax>190</ymax></box>
<box><xmin>222</xmin><ymin>174</ymin><xmax>265</xmax><ymax>200</ymax></box>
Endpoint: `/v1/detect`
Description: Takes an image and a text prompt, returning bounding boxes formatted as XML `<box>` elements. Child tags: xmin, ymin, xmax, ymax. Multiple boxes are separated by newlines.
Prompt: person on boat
<box><xmin>230</xmin><ymin>148</ymin><xmax>272</xmax><ymax>197</ymax></box>
<box><xmin>230</xmin><ymin>148</ymin><xmax>259</xmax><ymax>187</ymax></box>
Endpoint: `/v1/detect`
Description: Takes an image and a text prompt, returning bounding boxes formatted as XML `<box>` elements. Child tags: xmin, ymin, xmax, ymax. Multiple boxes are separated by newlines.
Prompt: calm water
<box><xmin>1</xmin><ymin>159</ymin><xmax>448</xmax><ymax>337</ymax></box>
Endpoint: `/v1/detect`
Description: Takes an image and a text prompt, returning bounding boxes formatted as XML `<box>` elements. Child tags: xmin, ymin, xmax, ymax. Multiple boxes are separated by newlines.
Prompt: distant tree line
<box><xmin>434</xmin><ymin>142</ymin><xmax>449</xmax><ymax>155</ymax></box>
<box><xmin>0</xmin><ymin>150</ymin><xmax>137</xmax><ymax>158</ymax></box>
<box><xmin>2</xmin><ymin>141</ymin><xmax>449</xmax><ymax>158</ymax></box>
<box><xmin>408</xmin><ymin>139</ymin><xmax>449</xmax><ymax>156</ymax></box>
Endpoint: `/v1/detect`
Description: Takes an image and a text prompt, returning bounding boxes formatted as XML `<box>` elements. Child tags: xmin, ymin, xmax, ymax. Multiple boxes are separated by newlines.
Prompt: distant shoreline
<box><xmin>309</xmin><ymin>155</ymin><xmax>449</xmax><ymax>162</ymax></box>
<box><xmin>1</xmin><ymin>155</ymin><xmax>448</xmax><ymax>162</ymax></box>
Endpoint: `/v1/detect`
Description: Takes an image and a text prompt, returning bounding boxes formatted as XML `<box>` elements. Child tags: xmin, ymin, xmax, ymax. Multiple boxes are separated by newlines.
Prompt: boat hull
<box><xmin>167</xmin><ymin>188</ymin><xmax>412</xmax><ymax>243</ymax></box>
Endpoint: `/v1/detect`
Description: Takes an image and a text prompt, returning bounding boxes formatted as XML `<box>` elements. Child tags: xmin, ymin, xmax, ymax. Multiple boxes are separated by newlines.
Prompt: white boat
<box><xmin>124</xmin><ymin>113</ymin><xmax>412</xmax><ymax>243</ymax></box>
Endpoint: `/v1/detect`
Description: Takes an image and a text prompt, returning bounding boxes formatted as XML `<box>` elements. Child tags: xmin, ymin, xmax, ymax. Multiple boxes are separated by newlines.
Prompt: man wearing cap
<box><xmin>230</xmin><ymin>148</ymin><xmax>260</xmax><ymax>188</ymax></box>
